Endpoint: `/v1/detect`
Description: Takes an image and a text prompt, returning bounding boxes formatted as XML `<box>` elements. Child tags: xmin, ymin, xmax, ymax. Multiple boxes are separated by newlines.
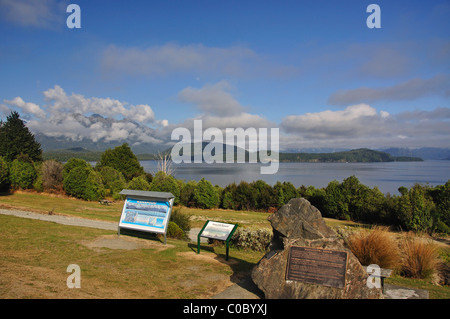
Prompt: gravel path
<box><xmin>0</xmin><ymin>208</ymin><xmax>201</xmax><ymax>241</ymax></box>
<box><xmin>0</xmin><ymin>208</ymin><xmax>118</xmax><ymax>231</ymax></box>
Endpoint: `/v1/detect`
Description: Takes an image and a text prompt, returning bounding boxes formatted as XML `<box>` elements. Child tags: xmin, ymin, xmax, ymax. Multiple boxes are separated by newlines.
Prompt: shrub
<box><xmin>9</xmin><ymin>158</ymin><xmax>36</xmax><ymax>189</ymax></box>
<box><xmin>345</xmin><ymin>226</ymin><xmax>400</xmax><ymax>269</ymax></box>
<box><xmin>63</xmin><ymin>166</ymin><xmax>105</xmax><ymax>201</ymax></box>
<box><xmin>230</xmin><ymin>227</ymin><xmax>273</xmax><ymax>251</ymax></box>
<box><xmin>166</xmin><ymin>221</ymin><xmax>184</xmax><ymax>239</ymax></box>
<box><xmin>399</xmin><ymin>234</ymin><xmax>439</xmax><ymax>279</ymax></box>
<box><xmin>169</xmin><ymin>208</ymin><xmax>191</xmax><ymax>234</ymax></box>
<box><xmin>42</xmin><ymin>160</ymin><xmax>64</xmax><ymax>193</ymax></box>
<box><xmin>127</xmin><ymin>175</ymin><xmax>151</xmax><ymax>191</ymax></box>
<box><xmin>0</xmin><ymin>156</ymin><xmax>10</xmax><ymax>191</ymax></box>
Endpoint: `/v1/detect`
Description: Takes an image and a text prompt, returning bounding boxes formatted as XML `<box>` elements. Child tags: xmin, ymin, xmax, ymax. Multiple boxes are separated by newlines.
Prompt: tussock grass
<box><xmin>346</xmin><ymin>226</ymin><xmax>400</xmax><ymax>269</ymax></box>
<box><xmin>399</xmin><ymin>234</ymin><xmax>440</xmax><ymax>279</ymax></box>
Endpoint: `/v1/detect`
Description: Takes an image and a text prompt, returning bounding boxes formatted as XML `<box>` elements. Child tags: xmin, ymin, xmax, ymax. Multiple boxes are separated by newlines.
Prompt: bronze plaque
<box><xmin>286</xmin><ymin>246</ymin><xmax>348</xmax><ymax>288</ymax></box>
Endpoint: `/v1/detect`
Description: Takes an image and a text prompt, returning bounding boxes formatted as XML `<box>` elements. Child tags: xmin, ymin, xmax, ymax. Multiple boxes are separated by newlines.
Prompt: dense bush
<box><xmin>150</xmin><ymin>171</ymin><xmax>180</xmax><ymax>205</ymax></box>
<box><xmin>127</xmin><ymin>175</ymin><xmax>151</xmax><ymax>191</ymax></box>
<box><xmin>9</xmin><ymin>158</ymin><xmax>37</xmax><ymax>189</ymax></box>
<box><xmin>63</xmin><ymin>165</ymin><xmax>104</xmax><ymax>201</ymax></box>
<box><xmin>429</xmin><ymin>180</ymin><xmax>450</xmax><ymax>234</ymax></box>
<box><xmin>180</xmin><ymin>180</ymin><xmax>197</xmax><ymax>207</ymax></box>
<box><xmin>63</xmin><ymin>158</ymin><xmax>91</xmax><ymax>179</ymax></box>
<box><xmin>0</xmin><ymin>156</ymin><xmax>10</xmax><ymax>191</ymax></box>
<box><xmin>97</xmin><ymin>166</ymin><xmax>127</xmax><ymax>198</ymax></box>
<box><xmin>193</xmin><ymin>178</ymin><xmax>219</xmax><ymax>209</ymax></box>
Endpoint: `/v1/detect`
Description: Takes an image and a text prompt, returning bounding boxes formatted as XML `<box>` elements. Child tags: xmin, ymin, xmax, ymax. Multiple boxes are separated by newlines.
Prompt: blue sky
<box><xmin>0</xmin><ymin>0</ymin><xmax>449</xmax><ymax>151</ymax></box>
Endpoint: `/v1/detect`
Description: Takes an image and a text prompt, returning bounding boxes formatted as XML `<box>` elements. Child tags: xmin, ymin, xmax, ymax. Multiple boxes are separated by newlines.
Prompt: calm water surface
<box><xmin>140</xmin><ymin>160</ymin><xmax>450</xmax><ymax>195</ymax></box>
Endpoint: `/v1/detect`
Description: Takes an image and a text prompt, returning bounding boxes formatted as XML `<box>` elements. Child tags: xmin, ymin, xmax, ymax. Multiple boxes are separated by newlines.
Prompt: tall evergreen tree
<box><xmin>0</xmin><ymin>111</ymin><xmax>42</xmax><ymax>162</ymax></box>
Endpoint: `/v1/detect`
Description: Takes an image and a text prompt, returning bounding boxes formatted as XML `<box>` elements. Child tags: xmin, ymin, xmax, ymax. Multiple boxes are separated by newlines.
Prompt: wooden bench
<box><xmin>99</xmin><ymin>199</ymin><xmax>112</xmax><ymax>205</ymax></box>
<box><xmin>363</xmin><ymin>265</ymin><xmax>392</xmax><ymax>292</ymax></box>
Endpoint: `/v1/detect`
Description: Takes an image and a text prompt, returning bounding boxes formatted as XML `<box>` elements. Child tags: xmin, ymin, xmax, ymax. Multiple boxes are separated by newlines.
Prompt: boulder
<box><xmin>251</xmin><ymin>198</ymin><xmax>383</xmax><ymax>299</ymax></box>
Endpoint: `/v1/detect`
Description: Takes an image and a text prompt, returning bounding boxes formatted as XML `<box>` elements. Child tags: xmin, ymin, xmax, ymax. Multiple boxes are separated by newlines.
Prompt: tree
<box><xmin>193</xmin><ymin>178</ymin><xmax>219</xmax><ymax>209</ymax></box>
<box><xmin>251</xmin><ymin>180</ymin><xmax>278</xmax><ymax>211</ymax></box>
<box><xmin>234</xmin><ymin>181</ymin><xmax>256</xmax><ymax>210</ymax></box>
<box><xmin>408</xmin><ymin>184</ymin><xmax>434</xmax><ymax>232</ymax></box>
<box><xmin>156</xmin><ymin>152</ymin><xmax>174</xmax><ymax>176</ymax></box>
<box><xmin>0</xmin><ymin>111</ymin><xmax>42</xmax><ymax>162</ymax></box>
<box><xmin>180</xmin><ymin>180</ymin><xmax>197</xmax><ymax>207</ymax></box>
<box><xmin>221</xmin><ymin>183</ymin><xmax>237</xmax><ymax>210</ymax></box>
<box><xmin>324</xmin><ymin>180</ymin><xmax>349</xmax><ymax>219</ymax></box>
<box><xmin>96</xmin><ymin>143</ymin><xmax>144</xmax><ymax>181</ymax></box>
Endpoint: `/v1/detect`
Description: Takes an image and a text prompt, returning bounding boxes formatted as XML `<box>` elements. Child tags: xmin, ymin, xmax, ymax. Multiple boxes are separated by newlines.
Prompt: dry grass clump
<box><xmin>346</xmin><ymin>226</ymin><xmax>400</xmax><ymax>269</ymax></box>
<box><xmin>398</xmin><ymin>234</ymin><xmax>440</xmax><ymax>279</ymax></box>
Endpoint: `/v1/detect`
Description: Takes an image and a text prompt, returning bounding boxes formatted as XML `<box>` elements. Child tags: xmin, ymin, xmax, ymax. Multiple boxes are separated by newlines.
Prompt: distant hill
<box><xmin>43</xmin><ymin>145</ymin><xmax>424</xmax><ymax>163</ymax></box>
<box><xmin>167</xmin><ymin>144</ymin><xmax>422</xmax><ymax>163</ymax></box>
<box><xmin>43</xmin><ymin>148</ymin><xmax>102</xmax><ymax>162</ymax></box>
<box><xmin>279</xmin><ymin>148</ymin><xmax>423</xmax><ymax>163</ymax></box>
<box><xmin>381</xmin><ymin>147</ymin><xmax>450</xmax><ymax>160</ymax></box>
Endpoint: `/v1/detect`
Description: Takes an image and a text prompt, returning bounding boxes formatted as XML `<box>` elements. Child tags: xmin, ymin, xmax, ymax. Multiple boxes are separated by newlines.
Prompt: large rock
<box><xmin>251</xmin><ymin>198</ymin><xmax>383</xmax><ymax>299</ymax></box>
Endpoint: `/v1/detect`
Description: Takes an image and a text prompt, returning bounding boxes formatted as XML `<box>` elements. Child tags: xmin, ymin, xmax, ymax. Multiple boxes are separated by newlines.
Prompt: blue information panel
<box><xmin>119</xmin><ymin>197</ymin><xmax>172</xmax><ymax>234</ymax></box>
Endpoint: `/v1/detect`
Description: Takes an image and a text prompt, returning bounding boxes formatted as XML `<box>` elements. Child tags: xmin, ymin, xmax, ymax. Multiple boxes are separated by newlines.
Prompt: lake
<box><xmin>140</xmin><ymin>160</ymin><xmax>450</xmax><ymax>195</ymax></box>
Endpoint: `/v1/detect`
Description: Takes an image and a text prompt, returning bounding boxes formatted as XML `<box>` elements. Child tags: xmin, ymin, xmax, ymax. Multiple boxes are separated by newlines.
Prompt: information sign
<box><xmin>197</xmin><ymin>220</ymin><xmax>238</xmax><ymax>261</ymax></box>
<box><xmin>118</xmin><ymin>190</ymin><xmax>175</xmax><ymax>244</ymax></box>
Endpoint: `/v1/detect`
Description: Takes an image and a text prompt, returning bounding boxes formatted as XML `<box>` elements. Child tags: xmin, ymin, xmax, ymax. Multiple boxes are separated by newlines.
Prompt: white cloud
<box><xmin>178</xmin><ymin>81</ymin><xmax>245</xmax><ymax>117</ymax></box>
<box><xmin>3</xmin><ymin>85</ymin><xmax>163</xmax><ymax>145</ymax></box>
<box><xmin>101</xmin><ymin>43</ymin><xmax>258</xmax><ymax>78</ymax></box>
<box><xmin>3</xmin><ymin>96</ymin><xmax>46</xmax><ymax>118</ymax></box>
<box><xmin>328</xmin><ymin>74</ymin><xmax>450</xmax><ymax>105</ymax></box>
<box><xmin>282</xmin><ymin>104</ymin><xmax>386</xmax><ymax>138</ymax></box>
<box><xmin>43</xmin><ymin>85</ymin><xmax>155</xmax><ymax>123</ymax></box>
<box><xmin>280</xmin><ymin>104</ymin><xmax>450</xmax><ymax>149</ymax></box>
<box><xmin>0</xmin><ymin>0</ymin><xmax>67</xmax><ymax>29</ymax></box>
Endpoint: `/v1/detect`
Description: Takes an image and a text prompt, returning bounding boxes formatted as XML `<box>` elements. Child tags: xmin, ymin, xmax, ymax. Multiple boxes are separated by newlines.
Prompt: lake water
<box><xmin>140</xmin><ymin>160</ymin><xmax>450</xmax><ymax>195</ymax></box>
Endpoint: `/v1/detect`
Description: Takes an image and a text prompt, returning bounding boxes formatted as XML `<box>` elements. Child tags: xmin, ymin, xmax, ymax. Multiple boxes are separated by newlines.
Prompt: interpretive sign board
<box><xmin>197</xmin><ymin>220</ymin><xmax>238</xmax><ymax>261</ymax></box>
<box><xmin>118</xmin><ymin>190</ymin><xmax>175</xmax><ymax>244</ymax></box>
<box><xmin>286</xmin><ymin>246</ymin><xmax>348</xmax><ymax>288</ymax></box>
